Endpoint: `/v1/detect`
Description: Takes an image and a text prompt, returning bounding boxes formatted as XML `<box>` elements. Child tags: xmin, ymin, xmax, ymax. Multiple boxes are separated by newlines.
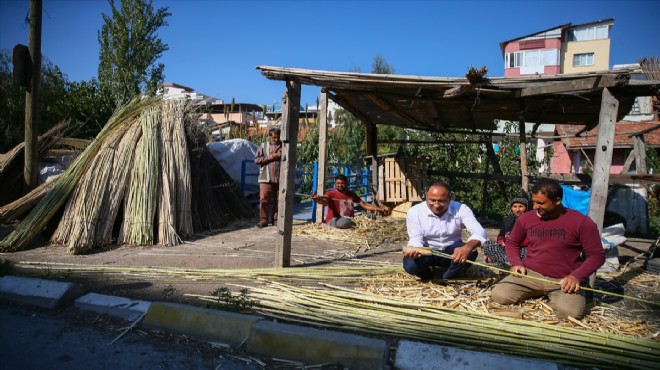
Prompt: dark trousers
<box><xmin>259</xmin><ymin>182</ymin><xmax>279</xmax><ymax>225</ymax></box>
<box><xmin>402</xmin><ymin>242</ymin><xmax>478</xmax><ymax>279</ymax></box>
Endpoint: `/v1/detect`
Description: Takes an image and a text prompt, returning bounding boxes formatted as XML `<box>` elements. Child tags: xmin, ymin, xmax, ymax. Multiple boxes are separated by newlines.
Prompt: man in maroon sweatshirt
<box><xmin>491</xmin><ymin>179</ymin><xmax>605</xmax><ymax>319</ymax></box>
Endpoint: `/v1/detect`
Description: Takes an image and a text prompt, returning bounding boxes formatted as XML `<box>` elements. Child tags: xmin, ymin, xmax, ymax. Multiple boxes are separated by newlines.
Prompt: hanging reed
<box><xmin>50</xmin><ymin>126</ymin><xmax>128</xmax><ymax>253</ymax></box>
<box><xmin>158</xmin><ymin>100</ymin><xmax>179</xmax><ymax>245</ymax></box>
<box><xmin>121</xmin><ymin>106</ymin><xmax>161</xmax><ymax>245</ymax></box>
<box><xmin>171</xmin><ymin>99</ymin><xmax>193</xmax><ymax>238</ymax></box>
<box><xmin>94</xmin><ymin>122</ymin><xmax>142</xmax><ymax>247</ymax></box>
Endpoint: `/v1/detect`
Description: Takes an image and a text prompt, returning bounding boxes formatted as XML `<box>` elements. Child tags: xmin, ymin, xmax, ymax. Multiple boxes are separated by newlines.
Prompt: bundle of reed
<box><xmin>0</xmin><ymin>122</ymin><xmax>71</xmax><ymax>207</ymax></box>
<box><xmin>0</xmin><ymin>173</ymin><xmax>60</xmax><ymax>223</ymax></box>
<box><xmin>50</xmin><ymin>126</ymin><xmax>129</xmax><ymax>253</ymax></box>
<box><xmin>158</xmin><ymin>100</ymin><xmax>179</xmax><ymax>245</ymax></box>
<box><xmin>186</xmin><ymin>124</ymin><xmax>254</xmax><ymax>232</ymax></box>
<box><xmin>94</xmin><ymin>122</ymin><xmax>142</xmax><ymax>246</ymax></box>
<box><xmin>171</xmin><ymin>100</ymin><xmax>193</xmax><ymax>238</ymax></box>
<box><xmin>120</xmin><ymin>106</ymin><xmax>161</xmax><ymax>245</ymax></box>
<box><xmin>244</xmin><ymin>283</ymin><xmax>660</xmax><ymax>370</ymax></box>
<box><xmin>0</xmin><ymin>98</ymin><xmax>161</xmax><ymax>252</ymax></box>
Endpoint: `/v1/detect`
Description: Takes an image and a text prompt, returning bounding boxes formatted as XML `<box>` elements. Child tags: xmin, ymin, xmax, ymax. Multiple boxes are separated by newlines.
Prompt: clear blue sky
<box><xmin>1</xmin><ymin>0</ymin><xmax>658</xmax><ymax>107</ymax></box>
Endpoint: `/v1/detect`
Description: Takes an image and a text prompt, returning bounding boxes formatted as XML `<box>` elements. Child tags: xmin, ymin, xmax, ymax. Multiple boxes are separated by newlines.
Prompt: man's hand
<box><xmin>452</xmin><ymin>245</ymin><xmax>473</xmax><ymax>263</ymax></box>
<box><xmin>379</xmin><ymin>205</ymin><xmax>392</xmax><ymax>216</ymax></box>
<box><xmin>403</xmin><ymin>249</ymin><xmax>423</xmax><ymax>259</ymax></box>
<box><xmin>560</xmin><ymin>274</ymin><xmax>581</xmax><ymax>293</ymax></box>
<box><xmin>510</xmin><ymin>265</ymin><xmax>527</xmax><ymax>277</ymax></box>
<box><xmin>271</xmin><ymin>153</ymin><xmax>281</xmax><ymax>161</ymax></box>
<box><xmin>311</xmin><ymin>194</ymin><xmax>327</xmax><ymax>204</ymax></box>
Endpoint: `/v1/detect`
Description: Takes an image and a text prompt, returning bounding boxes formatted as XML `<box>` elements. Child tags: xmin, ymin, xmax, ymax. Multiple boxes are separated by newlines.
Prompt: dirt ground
<box><xmin>1</xmin><ymin>215</ymin><xmax>658</xmax><ymax>326</ymax></box>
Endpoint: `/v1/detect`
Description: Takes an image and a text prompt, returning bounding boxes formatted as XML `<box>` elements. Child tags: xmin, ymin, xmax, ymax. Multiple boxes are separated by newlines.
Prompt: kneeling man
<box><xmin>491</xmin><ymin>179</ymin><xmax>605</xmax><ymax>319</ymax></box>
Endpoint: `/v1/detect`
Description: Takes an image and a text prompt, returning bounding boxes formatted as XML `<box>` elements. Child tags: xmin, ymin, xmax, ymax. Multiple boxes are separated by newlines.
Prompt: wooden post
<box><xmin>275</xmin><ymin>79</ymin><xmax>301</xmax><ymax>268</ymax></box>
<box><xmin>518</xmin><ymin>114</ymin><xmax>529</xmax><ymax>193</ymax></box>
<box><xmin>633</xmin><ymin>135</ymin><xmax>647</xmax><ymax>174</ymax></box>
<box><xmin>315</xmin><ymin>91</ymin><xmax>329</xmax><ymax>224</ymax></box>
<box><xmin>24</xmin><ymin>0</ymin><xmax>42</xmax><ymax>192</ymax></box>
<box><xmin>365</xmin><ymin>121</ymin><xmax>378</xmax><ymax>193</ymax></box>
<box><xmin>586</xmin><ymin>88</ymin><xmax>618</xmax><ymax>298</ymax></box>
<box><xmin>587</xmin><ymin>88</ymin><xmax>618</xmax><ymax>232</ymax></box>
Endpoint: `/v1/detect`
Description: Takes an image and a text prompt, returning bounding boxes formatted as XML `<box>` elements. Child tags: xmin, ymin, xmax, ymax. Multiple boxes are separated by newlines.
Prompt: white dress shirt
<box><xmin>406</xmin><ymin>200</ymin><xmax>487</xmax><ymax>251</ymax></box>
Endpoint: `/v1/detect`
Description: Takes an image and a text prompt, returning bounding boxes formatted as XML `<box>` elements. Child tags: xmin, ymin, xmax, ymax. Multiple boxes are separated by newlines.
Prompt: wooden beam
<box><xmin>518</xmin><ymin>76</ymin><xmax>615</xmax><ymax>97</ymax></box>
<box><xmin>276</xmin><ymin>79</ymin><xmax>301</xmax><ymax>268</ymax></box>
<box><xmin>633</xmin><ymin>135</ymin><xmax>647</xmax><ymax>174</ymax></box>
<box><xmin>378</xmin><ymin>139</ymin><xmax>488</xmax><ymax>145</ymax></box>
<box><xmin>518</xmin><ymin>113</ymin><xmax>529</xmax><ymax>193</ymax></box>
<box><xmin>315</xmin><ymin>91</ymin><xmax>329</xmax><ymax>224</ymax></box>
<box><xmin>580</xmin><ymin>148</ymin><xmax>594</xmax><ymax>170</ymax></box>
<box><xmin>365</xmin><ymin>121</ymin><xmax>378</xmax><ymax>195</ymax></box>
<box><xmin>588</xmin><ymin>88</ymin><xmax>618</xmax><ymax>233</ymax></box>
<box><xmin>427</xmin><ymin>170</ymin><xmax>521</xmax><ymax>182</ymax></box>
<box><xmin>367</xmin><ymin>94</ymin><xmax>427</xmax><ymax>129</ymax></box>
<box><xmin>620</xmin><ymin>149</ymin><xmax>636</xmax><ymax>174</ymax></box>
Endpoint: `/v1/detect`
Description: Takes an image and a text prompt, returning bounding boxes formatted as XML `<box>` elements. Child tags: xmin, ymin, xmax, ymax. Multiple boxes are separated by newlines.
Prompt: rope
<box><xmin>429</xmin><ymin>249</ymin><xmax>660</xmax><ymax>307</ymax></box>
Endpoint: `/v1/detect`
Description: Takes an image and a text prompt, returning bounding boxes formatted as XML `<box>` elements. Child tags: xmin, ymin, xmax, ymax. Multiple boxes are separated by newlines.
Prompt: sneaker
<box><xmin>255</xmin><ymin>222</ymin><xmax>267</xmax><ymax>228</ymax></box>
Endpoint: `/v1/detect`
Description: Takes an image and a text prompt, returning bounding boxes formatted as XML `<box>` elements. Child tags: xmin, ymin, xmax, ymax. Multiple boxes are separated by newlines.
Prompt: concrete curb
<box><xmin>247</xmin><ymin>320</ymin><xmax>388</xmax><ymax>369</ymax></box>
<box><xmin>75</xmin><ymin>292</ymin><xmax>151</xmax><ymax>321</ymax></box>
<box><xmin>0</xmin><ymin>275</ymin><xmax>85</xmax><ymax>309</ymax></box>
<box><xmin>0</xmin><ymin>275</ymin><xmax>568</xmax><ymax>369</ymax></box>
<box><xmin>143</xmin><ymin>302</ymin><xmax>261</xmax><ymax>347</ymax></box>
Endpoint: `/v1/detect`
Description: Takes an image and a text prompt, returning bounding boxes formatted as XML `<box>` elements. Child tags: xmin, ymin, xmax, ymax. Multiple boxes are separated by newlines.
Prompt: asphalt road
<box><xmin>0</xmin><ymin>302</ymin><xmax>264</xmax><ymax>370</ymax></box>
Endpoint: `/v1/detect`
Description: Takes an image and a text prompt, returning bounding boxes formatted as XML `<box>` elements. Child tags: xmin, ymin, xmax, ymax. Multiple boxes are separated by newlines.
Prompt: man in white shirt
<box><xmin>404</xmin><ymin>182</ymin><xmax>487</xmax><ymax>280</ymax></box>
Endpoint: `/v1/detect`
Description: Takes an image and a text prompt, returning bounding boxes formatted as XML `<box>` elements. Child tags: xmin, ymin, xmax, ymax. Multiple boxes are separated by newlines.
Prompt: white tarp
<box><xmin>38</xmin><ymin>156</ymin><xmax>73</xmax><ymax>184</ymax></box>
<box><xmin>207</xmin><ymin>139</ymin><xmax>260</xmax><ymax>195</ymax></box>
<box><xmin>599</xmin><ymin>223</ymin><xmax>627</xmax><ymax>273</ymax></box>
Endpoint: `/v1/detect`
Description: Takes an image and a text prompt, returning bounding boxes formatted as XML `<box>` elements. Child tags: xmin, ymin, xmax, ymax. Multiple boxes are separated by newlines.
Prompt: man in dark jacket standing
<box><xmin>491</xmin><ymin>179</ymin><xmax>605</xmax><ymax>319</ymax></box>
<box><xmin>254</xmin><ymin>127</ymin><xmax>282</xmax><ymax>228</ymax></box>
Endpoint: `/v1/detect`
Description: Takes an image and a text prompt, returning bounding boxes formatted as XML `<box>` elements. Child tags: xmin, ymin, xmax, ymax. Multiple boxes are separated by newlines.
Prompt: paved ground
<box><xmin>0</xmin><ymin>216</ymin><xmax>406</xmax><ymax>306</ymax></box>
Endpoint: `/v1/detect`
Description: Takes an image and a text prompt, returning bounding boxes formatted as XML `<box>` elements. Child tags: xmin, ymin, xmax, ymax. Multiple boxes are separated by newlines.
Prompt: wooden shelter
<box><xmin>256</xmin><ymin>65</ymin><xmax>660</xmax><ymax>267</ymax></box>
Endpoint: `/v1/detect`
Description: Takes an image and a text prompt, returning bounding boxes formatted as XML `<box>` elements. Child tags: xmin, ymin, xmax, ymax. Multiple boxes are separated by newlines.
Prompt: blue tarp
<box><xmin>561</xmin><ymin>185</ymin><xmax>591</xmax><ymax>215</ymax></box>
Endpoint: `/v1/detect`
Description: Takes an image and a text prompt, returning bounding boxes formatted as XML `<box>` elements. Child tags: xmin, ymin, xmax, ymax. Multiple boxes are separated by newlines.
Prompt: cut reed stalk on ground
<box><xmin>246</xmin><ymin>282</ymin><xmax>659</xmax><ymax>370</ymax></box>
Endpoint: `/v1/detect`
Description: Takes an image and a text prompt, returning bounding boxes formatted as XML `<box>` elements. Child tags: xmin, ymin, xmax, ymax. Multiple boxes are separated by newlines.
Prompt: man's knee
<box><xmin>490</xmin><ymin>283</ymin><xmax>519</xmax><ymax>305</ymax></box>
<box><xmin>551</xmin><ymin>295</ymin><xmax>586</xmax><ymax>320</ymax></box>
<box><xmin>402</xmin><ymin>257</ymin><xmax>417</xmax><ymax>275</ymax></box>
<box><xmin>554</xmin><ymin>305</ymin><xmax>585</xmax><ymax>320</ymax></box>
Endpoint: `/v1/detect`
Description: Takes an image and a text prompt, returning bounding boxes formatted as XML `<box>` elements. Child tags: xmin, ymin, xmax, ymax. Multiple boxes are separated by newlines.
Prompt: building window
<box><xmin>506</xmin><ymin>52</ymin><xmax>522</xmax><ymax>68</ymax></box>
<box><xmin>573</xmin><ymin>53</ymin><xmax>594</xmax><ymax>66</ymax></box>
<box><xmin>568</xmin><ymin>24</ymin><xmax>609</xmax><ymax>41</ymax></box>
<box><xmin>506</xmin><ymin>50</ymin><xmax>559</xmax><ymax>69</ymax></box>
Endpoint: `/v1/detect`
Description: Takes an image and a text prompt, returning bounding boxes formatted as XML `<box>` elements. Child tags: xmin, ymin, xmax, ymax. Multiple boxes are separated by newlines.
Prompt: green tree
<box><xmin>98</xmin><ymin>0</ymin><xmax>170</xmax><ymax>105</ymax></box>
<box><xmin>371</xmin><ymin>54</ymin><xmax>395</xmax><ymax>74</ymax></box>
<box><xmin>328</xmin><ymin>109</ymin><xmax>365</xmax><ymax>164</ymax></box>
<box><xmin>0</xmin><ymin>51</ymin><xmax>94</xmax><ymax>153</ymax></box>
<box><xmin>0</xmin><ymin>50</ymin><xmax>24</xmax><ymax>153</ymax></box>
<box><xmin>65</xmin><ymin>79</ymin><xmax>114</xmax><ymax>138</ymax></box>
